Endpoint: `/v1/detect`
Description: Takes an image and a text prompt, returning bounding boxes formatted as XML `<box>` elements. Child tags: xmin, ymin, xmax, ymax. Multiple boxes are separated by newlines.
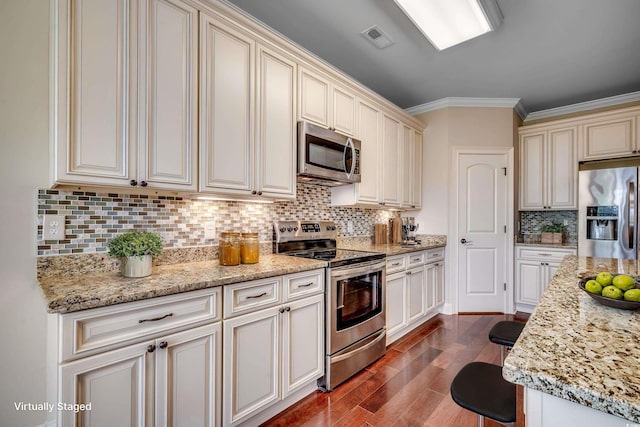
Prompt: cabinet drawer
<box><xmin>60</xmin><ymin>287</ymin><xmax>221</xmax><ymax>362</ymax></box>
<box><xmin>516</xmin><ymin>246</ymin><xmax>576</xmax><ymax>262</ymax></box>
<box><xmin>284</xmin><ymin>269</ymin><xmax>324</xmax><ymax>301</ymax></box>
<box><xmin>407</xmin><ymin>251</ymin><xmax>425</xmax><ymax>266</ymax></box>
<box><xmin>425</xmin><ymin>248</ymin><xmax>445</xmax><ymax>262</ymax></box>
<box><xmin>386</xmin><ymin>255</ymin><xmax>406</xmax><ymax>274</ymax></box>
<box><xmin>224</xmin><ymin>276</ymin><xmax>281</xmax><ymax>318</ymax></box>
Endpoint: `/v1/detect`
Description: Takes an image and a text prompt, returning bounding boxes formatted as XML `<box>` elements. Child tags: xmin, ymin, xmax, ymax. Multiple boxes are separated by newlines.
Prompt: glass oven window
<box><xmin>307</xmin><ymin>135</ymin><xmax>346</xmax><ymax>173</ymax></box>
<box><xmin>336</xmin><ymin>270</ymin><xmax>382</xmax><ymax>331</ymax></box>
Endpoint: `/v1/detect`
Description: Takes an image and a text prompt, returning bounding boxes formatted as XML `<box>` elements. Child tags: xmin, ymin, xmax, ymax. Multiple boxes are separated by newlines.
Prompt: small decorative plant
<box><xmin>539</xmin><ymin>222</ymin><xmax>566</xmax><ymax>244</ymax></box>
<box><xmin>108</xmin><ymin>231</ymin><xmax>163</xmax><ymax>278</ymax></box>
<box><xmin>108</xmin><ymin>231</ymin><xmax>163</xmax><ymax>258</ymax></box>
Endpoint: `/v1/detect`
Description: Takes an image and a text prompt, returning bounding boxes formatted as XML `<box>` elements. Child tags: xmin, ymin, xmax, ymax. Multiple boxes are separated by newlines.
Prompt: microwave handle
<box><xmin>344</xmin><ymin>138</ymin><xmax>356</xmax><ymax>179</ymax></box>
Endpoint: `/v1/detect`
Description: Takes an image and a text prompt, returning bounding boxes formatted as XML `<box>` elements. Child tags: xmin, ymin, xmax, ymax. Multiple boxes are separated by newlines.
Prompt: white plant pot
<box><xmin>121</xmin><ymin>255</ymin><xmax>152</xmax><ymax>278</ymax></box>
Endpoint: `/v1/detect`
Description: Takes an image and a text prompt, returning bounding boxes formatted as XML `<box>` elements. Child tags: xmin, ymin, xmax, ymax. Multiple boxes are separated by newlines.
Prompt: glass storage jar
<box><xmin>219</xmin><ymin>232</ymin><xmax>241</xmax><ymax>266</ymax></box>
<box><xmin>240</xmin><ymin>232</ymin><xmax>260</xmax><ymax>264</ymax></box>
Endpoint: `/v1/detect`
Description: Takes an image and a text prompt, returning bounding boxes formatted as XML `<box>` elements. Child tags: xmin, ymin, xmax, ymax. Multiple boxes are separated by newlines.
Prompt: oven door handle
<box><xmin>336</xmin><ymin>281</ymin><xmax>345</xmax><ymax>310</ymax></box>
<box><xmin>331</xmin><ymin>329</ymin><xmax>386</xmax><ymax>363</ymax></box>
<box><xmin>330</xmin><ymin>260</ymin><xmax>386</xmax><ymax>281</ymax></box>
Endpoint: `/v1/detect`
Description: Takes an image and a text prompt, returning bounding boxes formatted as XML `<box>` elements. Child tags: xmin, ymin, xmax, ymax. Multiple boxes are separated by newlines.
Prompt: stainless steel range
<box><xmin>274</xmin><ymin>220</ymin><xmax>386</xmax><ymax>391</ymax></box>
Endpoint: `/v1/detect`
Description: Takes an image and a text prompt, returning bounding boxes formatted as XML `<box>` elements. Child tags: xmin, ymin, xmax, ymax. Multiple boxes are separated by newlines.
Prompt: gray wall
<box><xmin>0</xmin><ymin>1</ymin><xmax>51</xmax><ymax>426</ymax></box>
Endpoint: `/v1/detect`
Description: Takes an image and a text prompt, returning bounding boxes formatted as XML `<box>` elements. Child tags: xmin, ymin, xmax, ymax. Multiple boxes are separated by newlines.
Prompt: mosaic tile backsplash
<box><xmin>37</xmin><ymin>184</ymin><xmax>398</xmax><ymax>256</ymax></box>
<box><xmin>519</xmin><ymin>210</ymin><xmax>578</xmax><ymax>242</ymax></box>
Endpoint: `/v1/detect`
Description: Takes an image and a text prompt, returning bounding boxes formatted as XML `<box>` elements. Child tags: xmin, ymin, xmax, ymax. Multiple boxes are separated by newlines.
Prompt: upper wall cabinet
<box><xmin>580</xmin><ymin>110</ymin><xmax>638</xmax><ymax>161</ymax></box>
<box><xmin>52</xmin><ymin>0</ymin><xmax>198</xmax><ymax>191</ymax></box>
<box><xmin>402</xmin><ymin>126</ymin><xmax>423</xmax><ymax>210</ymax></box>
<box><xmin>519</xmin><ymin>126</ymin><xmax>577</xmax><ymax>210</ymax></box>
<box><xmin>298</xmin><ymin>68</ymin><xmax>357</xmax><ymax>137</ymax></box>
<box><xmin>198</xmin><ymin>13</ymin><xmax>297</xmax><ymax>199</ymax></box>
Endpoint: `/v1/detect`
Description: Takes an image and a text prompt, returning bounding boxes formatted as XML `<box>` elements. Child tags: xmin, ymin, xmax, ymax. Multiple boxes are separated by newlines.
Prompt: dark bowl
<box><xmin>578</xmin><ymin>275</ymin><xmax>640</xmax><ymax>310</ymax></box>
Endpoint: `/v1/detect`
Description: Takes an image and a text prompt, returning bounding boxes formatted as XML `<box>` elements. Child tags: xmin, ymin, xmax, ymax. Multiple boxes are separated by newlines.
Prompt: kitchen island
<box><xmin>503</xmin><ymin>255</ymin><xmax>640</xmax><ymax>426</ymax></box>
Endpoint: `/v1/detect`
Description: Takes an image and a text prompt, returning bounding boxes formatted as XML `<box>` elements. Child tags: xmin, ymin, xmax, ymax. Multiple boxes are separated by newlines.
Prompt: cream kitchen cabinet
<box><xmin>199</xmin><ymin>13</ymin><xmax>296</xmax><ymax>199</ymax></box>
<box><xmin>401</xmin><ymin>125</ymin><xmax>423</xmax><ymax>209</ymax></box>
<box><xmin>222</xmin><ymin>270</ymin><xmax>324</xmax><ymax>426</ymax></box>
<box><xmin>56</xmin><ymin>287</ymin><xmax>223</xmax><ymax>427</ymax></box>
<box><xmin>381</xmin><ymin>113</ymin><xmax>402</xmax><ymax>207</ymax></box>
<box><xmin>386</xmin><ymin>248</ymin><xmax>445</xmax><ymax>345</ymax></box>
<box><xmin>580</xmin><ymin>110</ymin><xmax>639</xmax><ymax>161</ymax></box>
<box><xmin>52</xmin><ymin>0</ymin><xmax>198</xmax><ymax>191</ymax></box>
<box><xmin>519</xmin><ymin>126</ymin><xmax>577</xmax><ymax>210</ymax></box>
<box><xmin>298</xmin><ymin>67</ymin><xmax>357</xmax><ymax>137</ymax></box>
<box><xmin>515</xmin><ymin>246</ymin><xmax>576</xmax><ymax>311</ymax></box>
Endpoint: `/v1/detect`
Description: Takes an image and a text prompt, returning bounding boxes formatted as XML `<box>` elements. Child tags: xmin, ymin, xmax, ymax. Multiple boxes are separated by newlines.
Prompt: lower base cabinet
<box><xmin>515</xmin><ymin>246</ymin><xmax>577</xmax><ymax>312</ymax></box>
<box><xmin>386</xmin><ymin>248</ymin><xmax>445</xmax><ymax>345</ymax></box>
<box><xmin>59</xmin><ymin>322</ymin><xmax>222</xmax><ymax>427</ymax></box>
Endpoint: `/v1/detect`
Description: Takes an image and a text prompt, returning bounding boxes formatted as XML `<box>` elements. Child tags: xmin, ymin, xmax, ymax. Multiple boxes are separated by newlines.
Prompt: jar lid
<box><xmin>241</xmin><ymin>232</ymin><xmax>258</xmax><ymax>237</ymax></box>
<box><xmin>220</xmin><ymin>231</ymin><xmax>241</xmax><ymax>237</ymax></box>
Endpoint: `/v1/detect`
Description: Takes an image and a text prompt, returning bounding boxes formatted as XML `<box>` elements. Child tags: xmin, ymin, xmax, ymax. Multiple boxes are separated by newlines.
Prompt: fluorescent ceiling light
<box><xmin>393</xmin><ymin>0</ymin><xmax>502</xmax><ymax>51</ymax></box>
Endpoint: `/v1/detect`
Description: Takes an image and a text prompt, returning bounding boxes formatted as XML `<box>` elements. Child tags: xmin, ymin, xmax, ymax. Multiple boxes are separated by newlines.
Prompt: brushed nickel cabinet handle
<box><xmin>246</xmin><ymin>292</ymin><xmax>267</xmax><ymax>299</ymax></box>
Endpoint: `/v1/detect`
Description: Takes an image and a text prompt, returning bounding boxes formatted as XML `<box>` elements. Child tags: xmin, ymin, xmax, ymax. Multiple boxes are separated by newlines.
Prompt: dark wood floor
<box><xmin>261</xmin><ymin>313</ymin><xmax>528</xmax><ymax>427</ymax></box>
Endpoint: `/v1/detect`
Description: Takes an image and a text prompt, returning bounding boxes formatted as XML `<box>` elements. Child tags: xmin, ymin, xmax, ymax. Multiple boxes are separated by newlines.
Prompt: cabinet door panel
<box><xmin>332</xmin><ymin>86</ymin><xmax>356</xmax><ymax>136</ymax></box>
<box><xmin>401</xmin><ymin>126</ymin><xmax>413</xmax><ymax>207</ymax></box>
<box><xmin>356</xmin><ymin>100</ymin><xmax>381</xmax><ymax>203</ymax></box>
<box><xmin>60</xmin><ymin>343</ymin><xmax>149</xmax><ymax>427</ymax></box>
<box><xmin>57</xmin><ymin>0</ymin><xmax>136</xmax><ymax>186</ymax></box>
<box><xmin>223</xmin><ymin>308</ymin><xmax>279</xmax><ymax>425</ymax></box>
<box><xmin>142</xmin><ymin>0</ymin><xmax>198</xmax><ymax>190</ymax></box>
<box><xmin>407</xmin><ymin>267</ymin><xmax>425</xmax><ymax>323</ymax></box>
<box><xmin>548</xmin><ymin>128</ymin><xmax>577</xmax><ymax>209</ymax></box>
<box><xmin>156</xmin><ymin>323</ymin><xmax>221</xmax><ymax>427</ymax></box>
<box><xmin>256</xmin><ymin>46</ymin><xmax>296</xmax><ymax>197</ymax></box>
<box><xmin>200</xmin><ymin>15</ymin><xmax>254</xmax><ymax>193</ymax></box>
<box><xmin>412</xmin><ymin>131</ymin><xmax>423</xmax><ymax>208</ymax></box>
<box><xmin>516</xmin><ymin>261</ymin><xmax>543</xmax><ymax>305</ymax></box>
<box><xmin>386</xmin><ymin>274</ymin><xmax>407</xmax><ymax>339</ymax></box>
<box><xmin>382</xmin><ymin>114</ymin><xmax>401</xmax><ymax>206</ymax></box>
<box><xmin>282</xmin><ymin>294</ymin><xmax>324</xmax><ymax>398</ymax></box>
<box><xmin>425</xmin><ymin>263</ymin><xmax>437</xmax><ymax>311</ymax></box>
<box><xmin>519</xmin><ymin>132</ymin><xmax>546</xmax><ymax>210</ymax></box>
<box><xmin>298</xmin><ymin>68</ymin><xmax>329</xmax><ymax>127</ymax></box>
<box><xmin>583</xmin><ymin>117</ymin><xmax>635</xmax><ymax>160</ymax></box>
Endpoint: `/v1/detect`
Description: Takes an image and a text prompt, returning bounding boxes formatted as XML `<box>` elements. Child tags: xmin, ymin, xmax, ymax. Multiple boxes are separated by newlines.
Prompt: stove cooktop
<box><xmin>287</xmin><ymin>248</ymin><xmax>384</xmax><ymax>268</ymax></box>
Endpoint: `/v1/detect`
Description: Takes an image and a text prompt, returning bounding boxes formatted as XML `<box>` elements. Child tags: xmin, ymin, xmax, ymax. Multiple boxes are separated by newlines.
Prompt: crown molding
<box><xmin>524</xmin><ymin>91</ymin><xmax>640</xmax><ymax>122</ymax></box>
<box><xmin>405</xmin><ymin>97</ymin><xmax>525</xmax><ymax>118</ymax></box>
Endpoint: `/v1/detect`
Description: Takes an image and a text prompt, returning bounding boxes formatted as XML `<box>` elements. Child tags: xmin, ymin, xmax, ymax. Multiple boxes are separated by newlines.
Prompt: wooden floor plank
<box><xmin>261</xmin><ymin>314</ymin><xmax>527</xmax><ymax>427</ymax></box>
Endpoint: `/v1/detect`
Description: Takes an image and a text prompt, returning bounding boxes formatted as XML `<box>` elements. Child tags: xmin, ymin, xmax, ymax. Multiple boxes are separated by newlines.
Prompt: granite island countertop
<box><xmin>503</xmin><ymin>255</ymin><xmax>640</xmax><ymax>422</ymax></box>
<box><xmin>39</xmin><ymin>254</ymin><xmax>327</xmax><ymax>314</ymax></box>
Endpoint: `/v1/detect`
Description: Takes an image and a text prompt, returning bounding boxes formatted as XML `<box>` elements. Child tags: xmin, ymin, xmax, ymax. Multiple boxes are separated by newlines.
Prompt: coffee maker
<box><xmin>401</xmin><ymin>217</ymin><xmax>419</xmax><ymax>244</ymax></box>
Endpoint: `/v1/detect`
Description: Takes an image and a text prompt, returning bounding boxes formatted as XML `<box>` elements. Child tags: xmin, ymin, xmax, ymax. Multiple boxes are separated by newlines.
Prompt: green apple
<box><xmin>624</xmin><ymin>288</ymin><xmax>640</xmax><ymax>302</ymax></box>
<box><xmin>612</xmin><ymin>274</ymin><xmax>636</xmax><ymax>292</ymax></box>
<box><xmin>584</xmin><ymin>279</ymin><xmax>603</xmax><ymax>295</ymax></box>
<box><xmin>602</xmin><ymin>285</ymin><xmax>623</xmax><ymax>300</ymax></box>
<box><xmin>596</xmin><ymin>272</ymin><xmax>614</xmax><ymax>287</ymax></box>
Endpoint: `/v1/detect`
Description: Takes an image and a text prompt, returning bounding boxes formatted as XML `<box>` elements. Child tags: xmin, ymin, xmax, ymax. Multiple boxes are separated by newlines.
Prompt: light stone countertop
<box><xmin>503</xmin><ymin>255</ymin><xmax>640</xmax><ymax>422</ymax></box>
<box><xmin>39</xmin><ymin>254</ymin><xmax>327</xmax><ymax>314</ymax></box>
<box><xmin>339</xmin><ymin>234</ymin><xmax>447</xmax><ymax>256</ymax></box>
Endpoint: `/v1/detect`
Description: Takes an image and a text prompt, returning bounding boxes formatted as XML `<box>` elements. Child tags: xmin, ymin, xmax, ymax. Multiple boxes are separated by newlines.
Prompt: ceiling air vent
<box><xmin>361</xmin><ymin>25</ymin><xmax>394</xmax><ymax>49</ymax></box>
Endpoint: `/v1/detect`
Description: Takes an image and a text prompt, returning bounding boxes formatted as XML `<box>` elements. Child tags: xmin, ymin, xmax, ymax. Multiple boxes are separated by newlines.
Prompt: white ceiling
<box><xmin>224</xmin><ymin>0</ymin><xmax>640</xmax><ymax>116</ymax></box>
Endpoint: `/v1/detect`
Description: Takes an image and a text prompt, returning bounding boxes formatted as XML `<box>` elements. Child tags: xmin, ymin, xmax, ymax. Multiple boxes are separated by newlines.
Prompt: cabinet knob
<box><xmin>147</xmin><ymin>344</ymin><xmax>156</xmax><ymax>353</ymax></box>
<box><xmin>279</xmin><ymin>307</ymin><xmax>285</xmax><ymax>314</ymax></box>
<box><xmin>251</xmin><ymin>190</ymin><xmax>257</xmax><ymax>195</ymax></box>
<box><xmin>285</xmin><ymin>306</ymin><xmax>291</xmax><ymax>312</ymax></box>
<box><xmin>140</xmin><ymin>181</ymin><xmax>148</xmax><ymax>187</ymax></box>
<box><xmin>130</xmin><ymin>179</ymin><xmax>138</xmax><ymax>186</ymax></box>
<box><xmin>159</xmin><ymin>341</ymin><xmax>168</xmax><ymax>349</ymax></box>
<box><xmin>257</xmin><ymin>191</ymin><xmax>263</xmax><ymax>196</ymax></box>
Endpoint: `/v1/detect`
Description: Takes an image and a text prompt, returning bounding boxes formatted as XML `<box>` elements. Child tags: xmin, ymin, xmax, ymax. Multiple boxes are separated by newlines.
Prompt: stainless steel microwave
<box><xmin>297</xmin><ymin>121</ymin><xmax>361</xmax><ymax>185</ymax></box>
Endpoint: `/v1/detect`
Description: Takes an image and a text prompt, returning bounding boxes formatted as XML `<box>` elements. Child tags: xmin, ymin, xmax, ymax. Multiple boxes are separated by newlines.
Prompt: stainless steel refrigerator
<box><xmin>579</xmin><ymin>163</ymin><xmax>639</xmax><ymax>259</ymax></box>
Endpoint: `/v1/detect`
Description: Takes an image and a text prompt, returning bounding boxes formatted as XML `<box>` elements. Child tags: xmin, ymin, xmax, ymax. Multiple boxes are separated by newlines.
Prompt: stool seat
<box><xmin>489</xmin><ymin>321</ymin><xmax>525</xmax><ymax>348</ymax></box>
<box><xmin>450</xmin><ymin>361</ymin><xmax>516</xmax><ymax>424</ymax></box>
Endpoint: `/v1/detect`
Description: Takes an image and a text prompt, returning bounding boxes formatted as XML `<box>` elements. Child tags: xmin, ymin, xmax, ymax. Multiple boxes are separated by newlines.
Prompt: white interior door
<box><xmin>457</xmin><ymin>153</ymin><xmax>508</xmax><ymax>312</ymax></box>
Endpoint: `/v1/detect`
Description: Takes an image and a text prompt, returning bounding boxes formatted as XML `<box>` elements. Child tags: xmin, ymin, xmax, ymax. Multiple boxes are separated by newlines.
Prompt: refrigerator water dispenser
<box><xmin>586</xmin><ymin>206</ymin><xmax>618</xmax><ymax>241</ymax></box>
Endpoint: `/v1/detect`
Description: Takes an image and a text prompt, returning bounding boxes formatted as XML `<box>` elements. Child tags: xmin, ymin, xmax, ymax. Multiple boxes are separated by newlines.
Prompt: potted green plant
<box><xmin>539</xmin><ymin>222</ymin><xmax>566</xmax><ymax>244</ymax></box>
<box><xmin>108</xmin><ymin>231</ymin><xmax>163</xmax><ymax>278</ymax></box>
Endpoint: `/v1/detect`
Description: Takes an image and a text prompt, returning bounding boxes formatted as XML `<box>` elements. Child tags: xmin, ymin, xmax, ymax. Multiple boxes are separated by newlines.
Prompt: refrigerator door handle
<box><xmin>629</xmin><ymin>181</ymin><xmax>635</xmax><ymax>250</ymax></box>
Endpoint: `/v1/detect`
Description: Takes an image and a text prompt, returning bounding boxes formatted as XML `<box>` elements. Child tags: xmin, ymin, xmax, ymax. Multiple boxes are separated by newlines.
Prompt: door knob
<box><xmin>460</xmin><ymin>238</ymin><xmax>473</xmax><ymax>244</ymax></box>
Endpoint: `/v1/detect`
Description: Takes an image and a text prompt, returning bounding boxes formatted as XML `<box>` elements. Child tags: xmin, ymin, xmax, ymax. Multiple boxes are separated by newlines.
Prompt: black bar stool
<box><xmin>489</xmin><ymin>321</ymin><xmax>525</xmax><ymax>363</ymax></box>
<box><xmin>450</xmin><ymin>361</ymin><xmax>516</xmax><ymax>427</ymax></box>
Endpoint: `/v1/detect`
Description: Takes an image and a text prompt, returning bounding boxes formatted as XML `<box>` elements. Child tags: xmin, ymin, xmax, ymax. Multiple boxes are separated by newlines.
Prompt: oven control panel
<box><xmin>274</xmin><ymin>220</ymin><xmax>338</xmax><ymax>243</ymax></box>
